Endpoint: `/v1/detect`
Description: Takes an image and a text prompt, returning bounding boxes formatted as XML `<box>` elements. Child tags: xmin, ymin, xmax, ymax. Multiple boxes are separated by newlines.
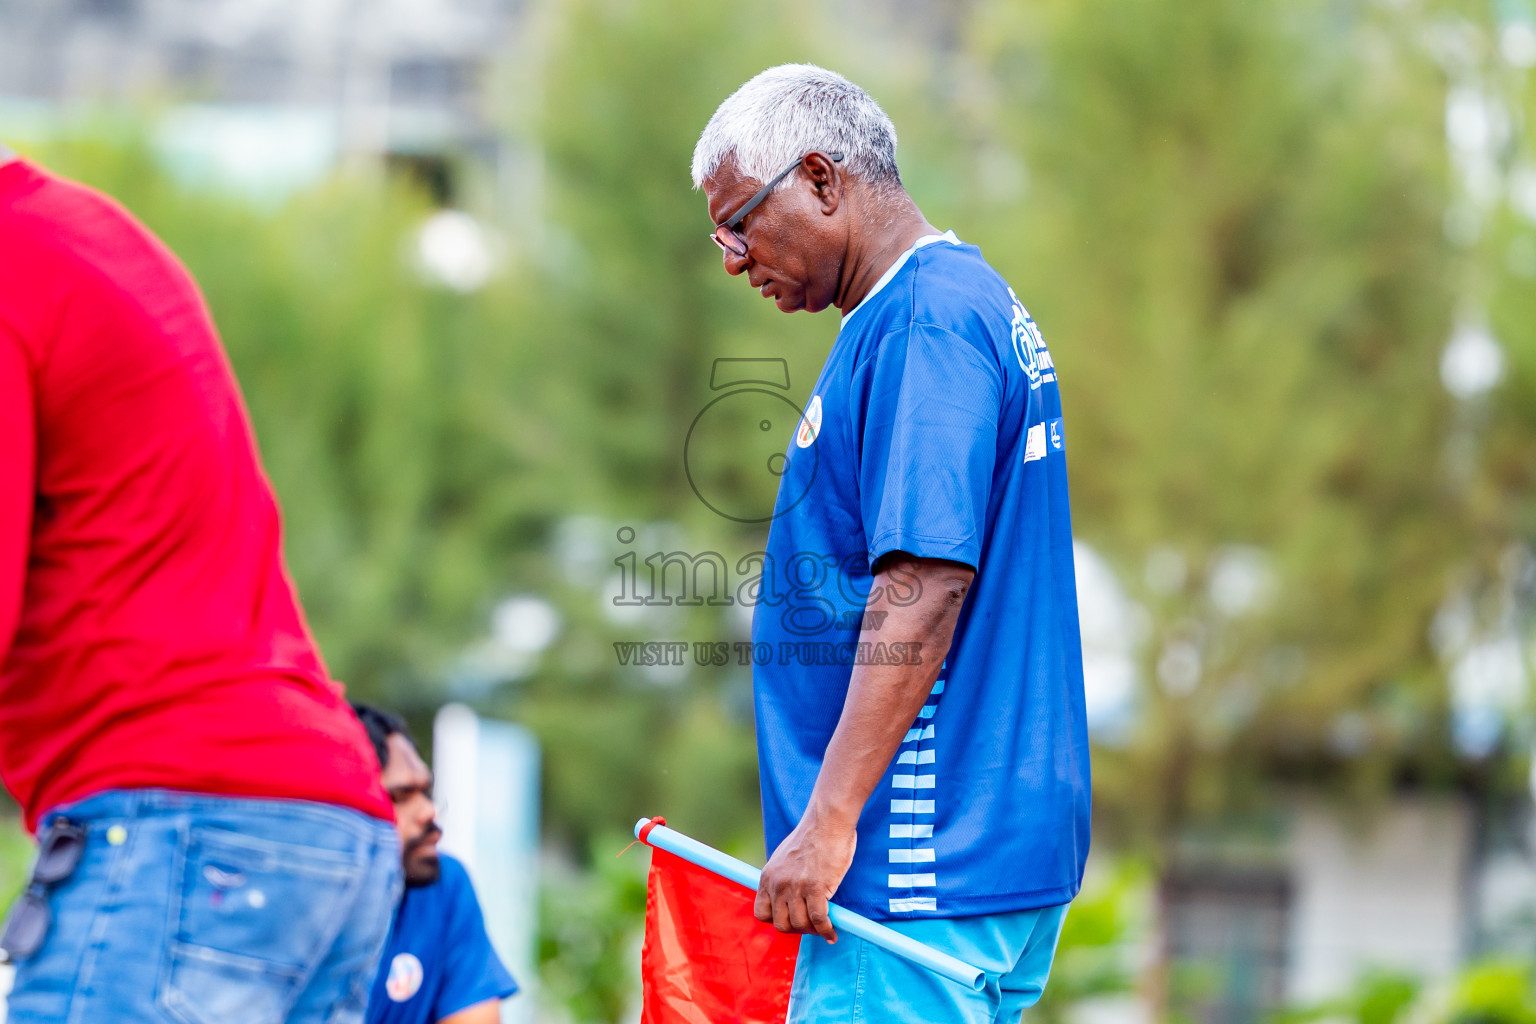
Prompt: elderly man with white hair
<box><xmin>694</xmin><ymin>65</ymin><xmax>1091</xmax><ymax>1023</ymax></box>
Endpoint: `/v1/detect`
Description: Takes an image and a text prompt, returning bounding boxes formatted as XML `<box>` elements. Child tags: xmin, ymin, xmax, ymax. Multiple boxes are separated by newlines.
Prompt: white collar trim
<box><xmin>840</xmin><ymin>230</ymin><xmax>960</xmax><ymax>329</ymax></box>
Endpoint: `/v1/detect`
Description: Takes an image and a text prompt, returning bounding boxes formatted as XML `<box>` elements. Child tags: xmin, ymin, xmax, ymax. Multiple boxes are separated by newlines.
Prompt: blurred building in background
<box><xmin>1162</xmin><ymin>798</ymin><xmax>1474</xmax><ymax>1024</ymax></box>
<box><xmin>0</xmin><ymin>0</ymin><xmax>524</xmax><ymax>203</ymax></box>
<box><xmin>435</xmin><ymin>705</ymin><xmax>541</xmax><ymax>1024</ymax></box>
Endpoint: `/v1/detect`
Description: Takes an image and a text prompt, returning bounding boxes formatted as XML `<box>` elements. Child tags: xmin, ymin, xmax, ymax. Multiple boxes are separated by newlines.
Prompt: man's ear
<box><xmin>802</xmin><ymin>152</ymin><xmax>841</xmax><ymax>216</ymax></box>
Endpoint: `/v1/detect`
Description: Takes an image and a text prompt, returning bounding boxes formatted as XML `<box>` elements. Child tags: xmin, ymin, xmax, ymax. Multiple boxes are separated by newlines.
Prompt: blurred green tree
<box><xmin>486</xmin><ymin>0</ymin><xmax>857</xmax><ymax>864</ymax></box>
<box><xmin>950</xmin><ymin>0</ymin><xmax>1483</xmax><ymax>1012</ymax></box>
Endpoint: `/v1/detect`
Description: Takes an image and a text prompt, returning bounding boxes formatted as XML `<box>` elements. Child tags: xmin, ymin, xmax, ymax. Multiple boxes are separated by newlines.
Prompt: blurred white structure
<box><xmin>416</xmin><ymin>209</ymin><xmax>500</xmax><ymax>291</ymax></box>
<box><xmin>1152</xmin><ymin>797</ymin><xmax>1476</xmax><ymax>1024</ymax></box>
<box><xmin>1287</xmin><ymin>799</ymin><xmax>1470</xmax><ymax>1000</ymax></box>
<box><xmin>1074</xmin><ymin>541</ymin><xmax>1141</xmax><ymax>736</ymax></box>
<box><xmin>0</xmin><ymin>0</ymin><xmax>516</xmax><ymax>136</ymax></box>
<box><xmin>434</xmin><ymin>704</ymin><xmax>541</xmax><ymax>1024</ymax></box>
<box><xmin>0</xmin><ymin>0</ymin><xmax>529</xmax><ymax>204</ymax></box>
<box><xmin>1441</xmin><ymin>323</ymin><xmax>1505</xmax><ymax>401</ymax></box>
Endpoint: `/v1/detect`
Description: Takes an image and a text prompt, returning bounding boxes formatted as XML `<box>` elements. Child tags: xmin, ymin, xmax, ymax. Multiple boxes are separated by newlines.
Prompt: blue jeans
<box><xmin>5</xmin><ymin>789</ymin><xmax>402</xmax><ymax>1024</ymax></box>
<box><xmin>787</xmin><ymin>904</ymin><xmax>1069</xmax><ymax>1024</ymax></box>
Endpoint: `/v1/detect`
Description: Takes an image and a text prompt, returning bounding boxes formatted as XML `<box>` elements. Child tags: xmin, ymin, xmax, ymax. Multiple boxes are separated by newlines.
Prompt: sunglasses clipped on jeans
<box><xmin>0</xmin><ymin>818</ymin><xmax>87</xmax><ymax>962</ymax></box>
<box><xmin>709</xmin><ymin>151</ymin><xmax>844</xmax><ymax>258</ymax></box>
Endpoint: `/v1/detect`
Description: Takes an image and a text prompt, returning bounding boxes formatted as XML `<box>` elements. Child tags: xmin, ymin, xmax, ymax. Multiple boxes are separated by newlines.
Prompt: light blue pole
<box><xmin>634</xmin><ymin>818</ymin><xmax>985</xmax><ymax>992</ymax></box>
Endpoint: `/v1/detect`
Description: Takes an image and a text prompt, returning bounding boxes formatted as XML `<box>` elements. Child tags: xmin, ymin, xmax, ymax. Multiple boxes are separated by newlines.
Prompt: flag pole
<box><xmin>634</xmin><ymin>817</ymin><xmax>986</xmax><ymax>992</ymax></box>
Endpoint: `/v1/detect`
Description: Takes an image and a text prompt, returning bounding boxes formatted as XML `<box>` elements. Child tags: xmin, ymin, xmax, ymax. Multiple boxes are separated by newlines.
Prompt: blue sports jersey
<box><xmin>366</xmin><ymin>854</ymin><xmax>518</xmax><ymax>1024</ymax></box>
<box><xmin>752</xmin><ymin>232</ymin><xmax>1091</xmax><ymax>920</ymax></box>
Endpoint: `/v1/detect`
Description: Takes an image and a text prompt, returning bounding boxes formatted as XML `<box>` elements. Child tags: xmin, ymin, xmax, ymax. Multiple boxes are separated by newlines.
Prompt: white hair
<box><xmin>691</xmin><ymin>64</ymin><xmax>900</xmax><ymax>193</ymax></box>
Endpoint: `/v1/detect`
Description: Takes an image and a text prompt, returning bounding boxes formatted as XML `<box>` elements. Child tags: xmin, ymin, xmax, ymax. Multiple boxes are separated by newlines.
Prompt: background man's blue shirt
<box><xmin>752</xmin><ymin>233</ymin><xmax>1091</xmax><ymax>920</ymax></box>
<box><xmin>365</xmin><ymin>853</ymin><xmax>518</xmax><ymax>1024</ymax></box>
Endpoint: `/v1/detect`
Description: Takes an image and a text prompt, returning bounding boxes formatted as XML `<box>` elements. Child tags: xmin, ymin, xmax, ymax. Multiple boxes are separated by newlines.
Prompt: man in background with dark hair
<box><xmin>352</xmin><ymin>704</ymin><xmax>517</xmax><ymax>1024</ymax></box>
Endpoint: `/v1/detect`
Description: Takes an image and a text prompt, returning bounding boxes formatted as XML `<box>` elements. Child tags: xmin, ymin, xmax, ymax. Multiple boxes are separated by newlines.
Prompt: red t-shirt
<box><xmin>0</xmin><ymin>159</ymin><xmax>391</xmax><ymax>831</ymax></box>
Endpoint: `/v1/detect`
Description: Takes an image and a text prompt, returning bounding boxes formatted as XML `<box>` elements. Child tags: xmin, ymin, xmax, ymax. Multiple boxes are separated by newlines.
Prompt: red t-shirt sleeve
<box><xmin>0</xmin><ymin>326</ymin><xmax>33</xmax><ymax>664</ymax></box>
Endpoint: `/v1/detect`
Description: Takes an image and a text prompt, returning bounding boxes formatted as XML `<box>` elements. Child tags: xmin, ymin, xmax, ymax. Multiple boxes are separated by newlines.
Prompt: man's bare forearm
<box><xmin>802</xmin><ymin>556</ymin><xmax>975</xmax><ymax>829</ymax></box>
<box><xmin>753</xmin><ymin>554</ymin><xmax>976</xmax><ymax>938</ymax></box>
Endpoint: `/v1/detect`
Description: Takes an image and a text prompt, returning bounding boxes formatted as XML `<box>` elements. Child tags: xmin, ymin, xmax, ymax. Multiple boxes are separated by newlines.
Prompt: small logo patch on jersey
<box><xmin>796</xmin><ymin>394</ymin><xmax>823</xmax><ymax>448</ymax></box>
<box><xmin>386</xmin><ymin>952</ymin><xmax>424</xmax><ymax>1002</ymax></box>
<box><xmin>1007</xmin><ymin>287</ymin><xmax>1055</xmax><ymax>391</ymax></box>
<box><xmin>1024</xmin><ymin>423</ymin><xmax>1047</xmax><ymax>463</ymax></box>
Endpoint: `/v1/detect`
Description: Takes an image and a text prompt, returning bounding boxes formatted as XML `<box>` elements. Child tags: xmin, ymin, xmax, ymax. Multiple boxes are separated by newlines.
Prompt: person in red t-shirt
<box><xmin>0</xmin><ymin>149</ymin><xmax>403</xmax><ymax>1022</ymax></box>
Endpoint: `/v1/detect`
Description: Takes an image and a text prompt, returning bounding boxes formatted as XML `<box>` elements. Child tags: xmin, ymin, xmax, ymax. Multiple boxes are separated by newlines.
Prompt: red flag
<box><xmin>640</xmin><ymin>847</ymin><xmax>800</xmax><ymax>1024</ymax></box>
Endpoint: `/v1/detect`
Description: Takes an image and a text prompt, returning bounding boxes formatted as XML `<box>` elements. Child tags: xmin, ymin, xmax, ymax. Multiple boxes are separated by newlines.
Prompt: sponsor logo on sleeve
<box><xmin>795</xmin><ymin>394</ymin><xmax>823</xmax><ymax>449</ymax></box>
<box><xmin>1024</xmin><ymin>423</ymin><xmax>1047</xmax><ymax>463</ymax></box>
<box><xmin>386</xmin><ymin>952</ymin><xmax>424</xmax><ymax>1002</ymax></box>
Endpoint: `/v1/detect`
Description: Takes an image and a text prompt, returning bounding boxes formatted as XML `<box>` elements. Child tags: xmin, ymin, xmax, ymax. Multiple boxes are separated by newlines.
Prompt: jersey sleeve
<box><xmin>855</xmin><ymin>322</ymin><xmax>1002</xmax><ymax>572</ymax></box>
<box><xmin>432</xmin><ymin>865</ymin><xmax>519</xmax><ymax>1019</ymax></box>
<box><xmin>0</xmin><ymin>326</ymin><xmax>34</xmax><ymax>665</ymax></box>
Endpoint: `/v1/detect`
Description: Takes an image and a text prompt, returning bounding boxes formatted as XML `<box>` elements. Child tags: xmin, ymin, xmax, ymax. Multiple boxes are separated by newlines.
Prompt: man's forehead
<box><xmin>383</xmin><ymin>733</ymin><xmax>430</xmax><ymax>779</ymax></box>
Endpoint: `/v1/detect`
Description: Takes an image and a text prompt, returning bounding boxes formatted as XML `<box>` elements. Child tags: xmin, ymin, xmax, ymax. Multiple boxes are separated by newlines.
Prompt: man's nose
<box><xmin>722</xmin><ymin>249</ymin><xmax>751</xmax><ymax>276</ymax></box>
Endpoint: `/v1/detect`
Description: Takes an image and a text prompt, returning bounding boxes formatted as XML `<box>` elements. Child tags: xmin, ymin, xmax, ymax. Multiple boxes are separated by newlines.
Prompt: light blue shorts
<box><xmin>786</xmin><ymin>904</ymin><xmax>1069</xmax><ymax>1024</ymax></box>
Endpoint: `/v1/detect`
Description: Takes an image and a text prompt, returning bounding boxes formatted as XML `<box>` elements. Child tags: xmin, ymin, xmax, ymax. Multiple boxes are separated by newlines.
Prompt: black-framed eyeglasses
<box><xmin>0</xmin><ymin>818</ymin><xmax>87</xmax><ymax>962</ymax></box>
<box><xmin>710</xmin><ymin>152</ymin><xmax>844</xmax><ymax>259</ymax></box>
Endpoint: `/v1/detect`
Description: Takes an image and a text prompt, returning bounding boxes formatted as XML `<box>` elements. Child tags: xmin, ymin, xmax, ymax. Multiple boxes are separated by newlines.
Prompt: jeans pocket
<box><xmin>158</xmin><ymin>824</ymin><xmax>364</xmax><ymax>1024</ymax></box>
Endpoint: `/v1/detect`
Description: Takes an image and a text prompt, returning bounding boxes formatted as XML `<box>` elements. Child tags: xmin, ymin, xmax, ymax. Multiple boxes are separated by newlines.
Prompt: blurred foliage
<box><xmin>0</xmin><ymin>816</ymin><xmax>31</xmax><ymax>915</ymax></box>
<box><xmin>1446</xmin><ymin>962</ymin><xmax>1536</xmax><ymax>1024</ymax></box>
<box><xmin>538</xmin><ymin>834</ymin><xmax>649</xmax><ymax>1024</ymax></box>
<box><xmin>966</xmin><ymin>0</ymin><xmax>1472</xmax><ymax>850</ymax></box>
<box><xmin>478</xmin><ymin>0</ymin><xmax>831</xmax><ymax>858</ymax></box>
<box><xmin>1273</xmin><ymin>961</ymin><xmax>1536</xmax><ymax>1024</ymax></box>
<box><xmin>1028</xmin><ymin>859</ymin><xmax>1146</xmax><ymax>1024</ymax></box>
<box><xmin>1273</xmin><ymin>971</ymin><xmax>1423</xmax><ymax>1024</ymax></box>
